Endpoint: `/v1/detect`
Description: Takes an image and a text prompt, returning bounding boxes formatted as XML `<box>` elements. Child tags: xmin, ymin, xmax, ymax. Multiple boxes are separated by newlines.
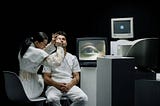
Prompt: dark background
<box><xmin>1</xmin><ymin>1</ymin><xmax>160</xmax><ymax>105</ymax></box>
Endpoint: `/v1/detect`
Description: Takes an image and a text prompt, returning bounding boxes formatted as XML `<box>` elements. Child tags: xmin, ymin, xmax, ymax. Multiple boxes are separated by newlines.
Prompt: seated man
<box><xmin>43</xmin><ymin>31</ymin><xmax>88</xmax><ymax>106</ymax></box>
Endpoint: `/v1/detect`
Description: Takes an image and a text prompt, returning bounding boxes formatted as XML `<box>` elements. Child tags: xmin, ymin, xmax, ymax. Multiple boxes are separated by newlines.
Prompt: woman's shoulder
<box><xmin>29</xmin><ymin>46</ymin><xmax>46</xmax><ymax>53</ymax></box>
<box><xmin>27</xmin><ymin>46</ymin><xmax>48</xmax><ymax>57</ymax></box>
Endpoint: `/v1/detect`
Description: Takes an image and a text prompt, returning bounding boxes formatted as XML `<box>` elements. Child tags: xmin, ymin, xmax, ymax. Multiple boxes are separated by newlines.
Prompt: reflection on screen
<box><xmin>79</xmin><ymin>40</ymin><xmax>106</xmax><ymax>60</ymax></box>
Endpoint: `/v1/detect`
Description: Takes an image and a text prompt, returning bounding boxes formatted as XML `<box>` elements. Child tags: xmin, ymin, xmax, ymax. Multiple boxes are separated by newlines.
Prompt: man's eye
<box><xmin>80</xmin><ymin>46</ymin><xmax>99</xmax><ymax>56</ymax></box>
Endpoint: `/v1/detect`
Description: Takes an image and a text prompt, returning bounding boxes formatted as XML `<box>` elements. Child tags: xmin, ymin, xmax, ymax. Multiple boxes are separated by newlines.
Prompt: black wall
<box><xmin>2</xmin><ymin>3</ymin><xmax>160</xmax><ymax>70</ymax></box>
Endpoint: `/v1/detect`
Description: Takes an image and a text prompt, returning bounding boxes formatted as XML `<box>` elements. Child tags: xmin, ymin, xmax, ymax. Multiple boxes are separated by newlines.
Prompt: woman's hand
<box><xmin>51</xmin><ymin>34</ymin><xmax>58</xmax><ymax>45</ymax></box>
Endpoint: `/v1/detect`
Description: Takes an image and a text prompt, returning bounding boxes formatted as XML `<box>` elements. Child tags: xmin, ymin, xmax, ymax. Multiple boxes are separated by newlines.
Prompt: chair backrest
<box><xmin>125</xmin><ymin>38</ymin><xmax>160</xmax><ymax>72</ymax></box>
<box><xmin>3</xmin><ymin>71</ymin><xmax>31</xmax><ymax>103</ymax></box>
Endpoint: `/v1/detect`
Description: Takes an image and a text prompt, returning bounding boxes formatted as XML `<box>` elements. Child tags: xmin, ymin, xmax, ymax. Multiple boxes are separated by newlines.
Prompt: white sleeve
<box><xmin>43</xmin><ymin>46</ymin><xmax>64</xmax><ymax>67</ymax></box>
<box><xmin>72</xmin><ymin>56</ymin><xmax>81</xmax><ymax>72</ymax></box>
<box><xmin>44</xmin><ymin>43</ymin><xmax>56</xmax><ymax>54</ymax></box>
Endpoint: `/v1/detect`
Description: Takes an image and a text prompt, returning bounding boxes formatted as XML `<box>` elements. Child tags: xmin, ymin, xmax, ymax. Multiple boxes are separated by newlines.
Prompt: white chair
<box><xmin>3</xmin><ymin>71</ymin><xmax>46</xmax><ymax>106</ymax></box>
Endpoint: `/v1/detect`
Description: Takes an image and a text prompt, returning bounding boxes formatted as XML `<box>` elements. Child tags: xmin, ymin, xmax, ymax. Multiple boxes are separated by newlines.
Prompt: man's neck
<box><xmin>64</xmin><ymin>47</ymin><xmax>67</xmax><ymax>56</ymax></box>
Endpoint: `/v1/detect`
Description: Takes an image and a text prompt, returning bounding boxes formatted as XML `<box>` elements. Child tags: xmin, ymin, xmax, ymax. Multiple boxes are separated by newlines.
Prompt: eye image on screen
<box><xmin>79</xmin><ymin>40</ymin><xmax>106</xmax><ymax>60</ymax></box>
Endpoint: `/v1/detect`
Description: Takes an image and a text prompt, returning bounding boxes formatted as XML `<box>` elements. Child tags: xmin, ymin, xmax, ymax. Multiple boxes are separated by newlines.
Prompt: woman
<box><xmin>18</xmin><ymin>32</ymin><xmax>64</xmax><ymax>99</ymax></box>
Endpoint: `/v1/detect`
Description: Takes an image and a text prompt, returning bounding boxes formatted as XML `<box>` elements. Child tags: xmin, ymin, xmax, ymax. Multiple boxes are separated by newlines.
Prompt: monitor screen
<box><xmin>76</xmin><ymin>37</ymin><xmax>108</xmax><ymax>67</ymax></box>
<box><xmin>111</xmin><ymin>17</ymin><xmax>134</xmax><ymax>39</ymax></box>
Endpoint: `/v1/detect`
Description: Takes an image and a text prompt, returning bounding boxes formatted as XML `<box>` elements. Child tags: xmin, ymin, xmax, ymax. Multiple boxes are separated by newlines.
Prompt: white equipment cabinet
<box><xmin>80</xmin><ymin>67</ymin><xmax>97</xmax><ymax>106</ymax></box>
<box><xmin>80</xmin><ymin>55</ymin><xmax>135</xmax><ymax>106</ymax></box>
<box><xmin>96</xmin><ymin>55</ymin><xmax>135</xmax><ymax>106</ymax></box>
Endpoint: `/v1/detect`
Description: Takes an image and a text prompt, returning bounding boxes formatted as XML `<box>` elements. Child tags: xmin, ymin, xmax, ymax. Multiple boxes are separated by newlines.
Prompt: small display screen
<box><xmin>114</xmin><ymin>20</ymin><xmax>131</xmax><ymax>34</ymax></box>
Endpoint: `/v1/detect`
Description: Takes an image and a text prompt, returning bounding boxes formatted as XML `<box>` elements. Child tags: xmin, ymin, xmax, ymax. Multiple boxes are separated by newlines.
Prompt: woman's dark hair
<box><xmin>19</xmin><ymin>32</ymin><xmax>48</xmax><ymax>58</ymax></box>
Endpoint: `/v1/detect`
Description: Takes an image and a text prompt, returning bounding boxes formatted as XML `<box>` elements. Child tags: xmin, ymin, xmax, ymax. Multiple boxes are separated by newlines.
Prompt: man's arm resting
<box><xmin>43</xmin><ymin>73</ymin><xmax>61</xmax><ymax>89</ymax></box>
<box><xmin>70</xmin><ymin>72</ymin><xmax>80</xmax><ymax>86</ymax></box>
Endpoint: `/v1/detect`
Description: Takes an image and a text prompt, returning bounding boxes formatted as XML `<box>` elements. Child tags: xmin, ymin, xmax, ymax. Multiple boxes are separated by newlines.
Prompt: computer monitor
<box><xmin>76</xmin><ymin>37</ymin><xmax>108</xmax><ymax>67</ymax></box>
<box><xmin>111</xmin><ymin>17</ymin><xmax>134</xmax><ymax>39</ymax></box>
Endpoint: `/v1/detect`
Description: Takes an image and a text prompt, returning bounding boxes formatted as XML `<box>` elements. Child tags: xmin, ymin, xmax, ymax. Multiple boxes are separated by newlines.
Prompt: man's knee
<box><xmin>73</xmin><ymin>94</ymin><xmax>88</xmax><ymax>102</ymax></box>
<box><xmin>47</xmin><ymin>96</ymin><xmax>60</xmax><ymax>102</ymax></box>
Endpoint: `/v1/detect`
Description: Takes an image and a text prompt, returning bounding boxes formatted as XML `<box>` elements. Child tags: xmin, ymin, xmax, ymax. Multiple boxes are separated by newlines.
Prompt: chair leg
<box><xmin>35</xmin><ymin>101</ymin><xmax>45</xmax><ymax>106</ymax></box>
<box><xmin>47</xmin><ymin>102</ymin><xmax>52</xmax><ymax>106</ymax></box>
<box><xmin>61</xmin><ymin>99</ymin><xmax>71</xmax><ymax>106</ymax></box>
<box><xmin>46</xmin><ymin>102</ymin><xmax>58</xmax><ymax>106</ymax></box>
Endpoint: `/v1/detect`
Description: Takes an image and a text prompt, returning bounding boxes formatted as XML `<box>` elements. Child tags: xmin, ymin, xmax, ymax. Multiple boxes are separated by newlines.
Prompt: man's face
<box><xmin>56</xmin><ymin>35</ymin><xmax>67</xmax><ymax>47</ymax></box>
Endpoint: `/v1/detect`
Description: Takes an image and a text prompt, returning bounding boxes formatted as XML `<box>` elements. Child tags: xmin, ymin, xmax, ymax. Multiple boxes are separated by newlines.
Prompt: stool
<box><xmin>60</xmin><ymin>93</ymin><xmax>71</xmax><ymax>106</ymax></box>
<box><xmin>47</xmin><ymin>93</ymin><xmax>71</xmax><ymax>106</ymax></box>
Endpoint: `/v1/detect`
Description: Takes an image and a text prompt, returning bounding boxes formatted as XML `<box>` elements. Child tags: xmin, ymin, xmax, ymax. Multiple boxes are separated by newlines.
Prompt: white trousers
<box><xmin>46</xmin><ymin>85</ymin><xmax>88</xmax><ymax>106</ymax></box>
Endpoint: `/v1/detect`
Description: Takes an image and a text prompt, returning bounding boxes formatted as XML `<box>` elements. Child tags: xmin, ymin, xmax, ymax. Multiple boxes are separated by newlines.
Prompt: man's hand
<box><xmin>60</xmin><ymin>83</ymin><xmax>72</xmax><ymax>93</ymax></box>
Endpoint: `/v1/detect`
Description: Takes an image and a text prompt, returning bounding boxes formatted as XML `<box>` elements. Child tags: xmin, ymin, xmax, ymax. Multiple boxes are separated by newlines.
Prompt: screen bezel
<box><xmin>111</xmin><ymin>17</ymin><xmax>134</xmax><ymax>39</ymax></box>
<box><xmin>76</xmin><ymin>37</ymin><xmax>108</xmax><ymax>67</ymax></box>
